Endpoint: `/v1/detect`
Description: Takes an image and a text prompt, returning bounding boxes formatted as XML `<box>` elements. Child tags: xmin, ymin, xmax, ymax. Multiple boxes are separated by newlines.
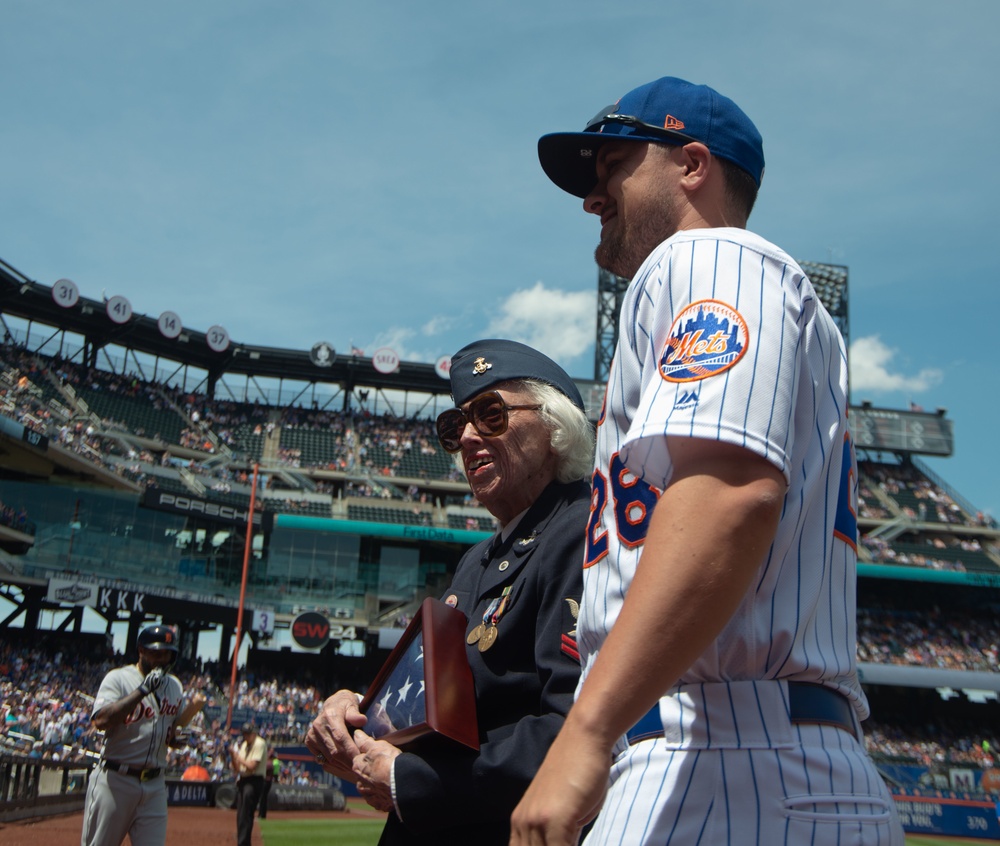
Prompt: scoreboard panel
<box><xmin>850</xmin><ymin>405</ymin><xmax>953</xmax><ymax>456</ymax></box>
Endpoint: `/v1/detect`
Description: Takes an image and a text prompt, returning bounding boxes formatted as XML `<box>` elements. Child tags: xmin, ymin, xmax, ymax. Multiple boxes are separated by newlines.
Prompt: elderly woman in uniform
<box><xmin>306</xmin><ymin>338</ymin><xmax>593</xmax><ymax>846</ymax></box>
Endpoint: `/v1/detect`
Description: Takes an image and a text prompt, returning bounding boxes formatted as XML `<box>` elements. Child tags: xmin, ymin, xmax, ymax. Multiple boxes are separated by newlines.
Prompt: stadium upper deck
<box><xmin>0</xmin><ymin>254</ymin><xmax>997</xmax><ymax>690</ymax></box>
<box><xmin>1</xmin><ymin>338</ymin><xmax>997</xmax><ymax>612</ymax></box>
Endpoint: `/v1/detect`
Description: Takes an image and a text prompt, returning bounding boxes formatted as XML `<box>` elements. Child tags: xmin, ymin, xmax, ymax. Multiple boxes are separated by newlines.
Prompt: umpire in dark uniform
<box><xmin>306</xmin><ymin>339</ymin><xmax>593</xmax><ymax>845</ymax></box>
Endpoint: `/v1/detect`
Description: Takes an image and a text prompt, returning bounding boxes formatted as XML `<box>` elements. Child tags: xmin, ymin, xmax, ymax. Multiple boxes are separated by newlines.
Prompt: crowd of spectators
<box><xmin>0</xmin><ymin>343</ymin><xmax>467</xmax><ymax>495</ymax></box>
<box><xmin>0</xmin><ymin>636</ymin><xmax>106</xmax><ymax>764</ymax></box>
<box><xmin>860</xmin><ymin>459</ymin><xmax>993</xmax><ymax>528</ymax></box>
<box><xmin>857</xmin><ymin>605</ymin><xmax>999</xmax><ymax>672</ymax></box>
<box><xmin>0</xmin><ymin>634</ymin><xmax>338</xmax><ymax>788</ymax></box>
<box><xmin>3</xmin><ymin>343</ymin><xmax>994</xmax><ymax>540</ymax></box>
<box><xmin>0</xmin><ymin>346</ymin><xmax>147</xmax><ymax>487</ymax></box>
<box><xmin>860</xmin><ymin>535</ymin><xmax>969</xmax><ymax>572</ymax></box>
<box><xmin>864</xmin><ymin>717</ymin><xmax>997</xmax><ymax>776</ymax></box>
<box><xmin>0</xmin><ymin>497</ymin><xmax>32</xmax><ymax>535</ymax></box>
<box><xmin>858</xmin><ymin>479</ymin><xmax>892</xmax><ymax>520</ymax></box>
<box><xmin>4</xmin><ymin>621</ymin><xmax>997</xmax><ymax>794</ymax></box>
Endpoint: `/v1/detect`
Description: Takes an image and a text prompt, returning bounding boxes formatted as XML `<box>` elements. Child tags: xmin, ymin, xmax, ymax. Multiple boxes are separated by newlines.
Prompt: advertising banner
<box><xmin>892</xmin><ymin>794</ymin><xmax>1000</xmax><ymax>840</ymax></box>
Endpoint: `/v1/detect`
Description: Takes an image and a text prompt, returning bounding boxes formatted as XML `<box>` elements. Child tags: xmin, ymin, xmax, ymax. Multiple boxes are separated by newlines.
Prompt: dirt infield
<box><xmin>0</xmin><ymin>803</ymin><xmax>386</xmax><ymax>846</ymax></box>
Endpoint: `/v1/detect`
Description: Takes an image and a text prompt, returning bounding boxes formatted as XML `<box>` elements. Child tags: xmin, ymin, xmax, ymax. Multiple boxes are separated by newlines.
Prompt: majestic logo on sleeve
<box><xmin>659</xmin><ymin>299</ymin><xmax>748</xmax><ymax>382</ymax></box>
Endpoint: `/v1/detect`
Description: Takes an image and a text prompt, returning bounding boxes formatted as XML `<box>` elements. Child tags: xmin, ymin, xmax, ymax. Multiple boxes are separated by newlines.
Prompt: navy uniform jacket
<box><xmin>377</xmin><ymin>479</ymin><xmax>589</xmax><ymax>846</ymax></box>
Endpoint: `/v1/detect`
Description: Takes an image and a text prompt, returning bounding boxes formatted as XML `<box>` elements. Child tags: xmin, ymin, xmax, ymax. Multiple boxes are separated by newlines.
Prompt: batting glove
<box><xmin>138</xmin><ymin>667</ymin><xmax>166</xmax><ymax>696</ymax></box>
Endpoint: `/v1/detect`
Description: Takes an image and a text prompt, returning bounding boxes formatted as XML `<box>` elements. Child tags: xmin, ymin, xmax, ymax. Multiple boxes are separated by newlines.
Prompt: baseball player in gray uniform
<box><xmin>511</xmin><ymin>76</ymin><xmax>904</xmax><ymax>845</ymax></box>
<box><xmin>81</xmin><ymin>624</ymin><xmax>203</xmax><ymax>846</ymax></box>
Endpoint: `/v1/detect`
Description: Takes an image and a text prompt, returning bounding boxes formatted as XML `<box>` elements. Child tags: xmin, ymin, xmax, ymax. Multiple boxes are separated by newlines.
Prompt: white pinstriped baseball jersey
<box><xmin>579</xmin><ymin>228</ymin><xmax>903</xmax><ymax>845</ymax></box>
<box><xmin>581</xmin><ymin>227</ymin><xmax>861</xmax><ymax>702</ymax></box>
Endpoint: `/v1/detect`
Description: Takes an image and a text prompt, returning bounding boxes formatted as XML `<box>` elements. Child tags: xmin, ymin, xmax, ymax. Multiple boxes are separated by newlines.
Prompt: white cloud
<box><xmin>487</xmin><ymin>282</ymin><xmax>596</xmax><ymax>366</ymax></box>
<box><xmin>369</xmin><ymin>327</ymin><xmax>416</xmax><ymax>359</ymax></box>
<box><xmin>421</xmin><ymin>315</ymin><xmax>453</xmax><ymax>337</ymax></box>
<box><xmin>849</xmin><ymin>335</ymin><xmax>942</xmax><ymax>394</ymax></box>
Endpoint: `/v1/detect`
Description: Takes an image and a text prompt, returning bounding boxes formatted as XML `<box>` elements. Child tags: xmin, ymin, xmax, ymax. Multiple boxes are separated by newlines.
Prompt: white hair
<box><xmin>520</xmin><ymin>380</ymin><xmax>595</xmax><ymax>483</ymax></box>
<box><xmin>448</xmin><ymin>379</ymin><xmax>596</xmax><ymax>485</ymax></box>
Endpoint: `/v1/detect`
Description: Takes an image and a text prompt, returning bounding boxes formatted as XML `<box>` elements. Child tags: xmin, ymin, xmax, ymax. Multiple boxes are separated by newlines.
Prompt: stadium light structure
<box><xmin>593</xmin><ymin>268</ymin><xmax>629</xmax><ymax>382</ymax></box>
<box><xmin>798</xmin><ymin>262</ymin><xmax>849</xmax><ymax>350</ymax></box>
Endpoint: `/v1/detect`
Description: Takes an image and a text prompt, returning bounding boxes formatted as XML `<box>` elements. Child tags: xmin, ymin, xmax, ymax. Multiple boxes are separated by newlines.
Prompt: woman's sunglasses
<box><xmin>435</xmin><ymin>391</ymin><xmax>542</xmax><ymax>453</ymax></box>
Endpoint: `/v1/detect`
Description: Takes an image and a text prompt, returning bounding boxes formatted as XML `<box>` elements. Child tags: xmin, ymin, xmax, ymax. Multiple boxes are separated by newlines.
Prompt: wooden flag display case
<box><xmin>359</xmin><ymin>597</ymin><xmax>479</xmax><ymax>750</ymax></box>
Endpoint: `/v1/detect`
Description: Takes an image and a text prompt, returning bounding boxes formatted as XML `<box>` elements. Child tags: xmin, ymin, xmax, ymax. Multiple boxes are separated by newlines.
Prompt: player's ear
<box><xmin>676</xmin><ymin>142</ymin><xmax>712</xmax><ymax>189</ymax></box>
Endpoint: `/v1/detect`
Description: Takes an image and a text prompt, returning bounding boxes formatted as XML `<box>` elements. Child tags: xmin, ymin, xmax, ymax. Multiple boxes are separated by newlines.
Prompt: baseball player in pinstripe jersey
<box><xmin>511</xmin><ymin>76</ymin><xmax>903</xmax><ymax>845</ymax></box>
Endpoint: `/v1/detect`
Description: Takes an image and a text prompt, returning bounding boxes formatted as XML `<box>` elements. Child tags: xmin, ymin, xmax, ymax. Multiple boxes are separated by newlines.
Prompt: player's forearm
<box><xmin>568</xmin><ymin>446</ymin><xmax>784</xmax><ymax>746</ymax></box>
<box><xmin>91</xmin><ymin>689</ymin><xmax>146</xmax><ymax>731</ymax></box>
<box><xmin>175</xmin><ymin>693</ymin><xmax>206</xmax><ymax>728</ymax></box>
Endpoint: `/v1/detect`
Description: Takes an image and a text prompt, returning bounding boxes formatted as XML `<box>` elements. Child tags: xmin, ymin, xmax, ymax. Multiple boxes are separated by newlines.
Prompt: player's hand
<box><xmin>352</xmin><ymin>730</ymin><xmax>399</xmax><ymax>813</ymax></box>
<box><xmin>167</xmin><ymin>725</ymin><xmax>190</xmax><ymax>747</ymax></box>
<box><xmin>509</xmin><ymin>726</ymin><xmax>610</xmax><ymax>846</ymax></box>
<box><xmin>168</xmin><ymin>727</ymin><xmax>191</xmax><ymax>747</ymax></box>
<box><xmin>305</xmin><ymin>689</ymin><xmax>368</xmax><ymax>780</ymax></box>
<box><xmin>137</xmin><ymin>667</ymin><xmax>166</xmax><ymax>696</ymax></box>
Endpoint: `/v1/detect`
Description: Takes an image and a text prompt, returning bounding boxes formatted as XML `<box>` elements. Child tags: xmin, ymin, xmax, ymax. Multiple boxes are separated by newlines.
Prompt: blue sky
<box><xmin>3</xmin><ymin>1</ymin><xmax>998</xmax><ymax>520</ymax></box>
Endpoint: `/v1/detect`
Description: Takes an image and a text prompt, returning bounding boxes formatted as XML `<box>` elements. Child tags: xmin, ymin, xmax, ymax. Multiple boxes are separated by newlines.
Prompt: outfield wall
<box><xmin>891</xmin><ymin>792</ymin><xmax>1000</xmax><ymax>839</ymax></box>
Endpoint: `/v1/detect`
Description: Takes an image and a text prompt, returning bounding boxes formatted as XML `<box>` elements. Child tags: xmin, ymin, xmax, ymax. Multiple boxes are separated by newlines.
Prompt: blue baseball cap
<box><xmin>538</xmin><ymin>76</ymin><xmax>765</xmax><ymax>198</ymax></box>
<box><xmin>449</xmin><ymin>339</ymin><xmax>584</xmax><ymax>411</ymax></box>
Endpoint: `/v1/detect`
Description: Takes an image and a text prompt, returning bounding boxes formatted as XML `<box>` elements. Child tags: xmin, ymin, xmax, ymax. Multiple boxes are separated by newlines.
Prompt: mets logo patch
<box><xmin>659</xmin><ymin>299</ymin><xmax>748</xmax><ymax>383</ymax></box>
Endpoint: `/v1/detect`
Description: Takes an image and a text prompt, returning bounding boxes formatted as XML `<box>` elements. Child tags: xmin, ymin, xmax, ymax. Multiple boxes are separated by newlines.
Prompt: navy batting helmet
<box><xmin>137</xmin><ymin>624</ymin><xmax>179</xmax><ymax>652</ymax></box>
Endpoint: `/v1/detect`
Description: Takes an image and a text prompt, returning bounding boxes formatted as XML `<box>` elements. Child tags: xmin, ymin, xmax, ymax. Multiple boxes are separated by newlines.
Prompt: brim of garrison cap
<box><xmin>539</xmin><ymin>128</ymin><xmax>670</xmax><ymax>199</ymax></box>
<box><xmin>449</xmin><ymin>339</ymin><xmax>585</xmax><ymax>411</ymax></box>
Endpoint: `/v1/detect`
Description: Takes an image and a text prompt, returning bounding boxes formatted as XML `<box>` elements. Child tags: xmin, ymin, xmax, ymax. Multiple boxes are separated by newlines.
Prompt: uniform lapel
<box><xmin>473</xmin><ymin>482</ymin><xmax>574</xmax><ymax>601</ymax></box>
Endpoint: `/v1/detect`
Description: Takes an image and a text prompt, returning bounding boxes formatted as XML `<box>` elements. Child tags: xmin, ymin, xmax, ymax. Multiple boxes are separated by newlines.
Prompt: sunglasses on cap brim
<box><xmin>585</xmin><ymin>106</ymin><xmax>699</xmax><ymax>146</ymax></box>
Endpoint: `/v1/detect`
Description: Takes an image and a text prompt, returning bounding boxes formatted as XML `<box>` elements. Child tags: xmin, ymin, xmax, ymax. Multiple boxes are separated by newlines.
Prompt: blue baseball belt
<box><xmin>626</xmin><ymin>681</ymin><xmax>858</xmax><ymax>745</ymax></box>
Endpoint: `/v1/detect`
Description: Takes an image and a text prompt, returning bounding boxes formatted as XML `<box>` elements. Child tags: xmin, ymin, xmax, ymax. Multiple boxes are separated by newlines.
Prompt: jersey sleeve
<box><xmin>619</xmin><ymin>232</ymin><xmax>808</xmax><ymax>490</ymax></box>
<box><xmin>92</xmin><ymin>668</ymin><xmax>130</xmax><ymax>716</ymax></box>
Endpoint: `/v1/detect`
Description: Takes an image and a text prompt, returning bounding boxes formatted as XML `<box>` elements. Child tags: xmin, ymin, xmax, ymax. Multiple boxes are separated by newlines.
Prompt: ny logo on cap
<box><xmin>472</xmin><ymin>357</ymin><xmax>493</xmax><ymax>375</ymax></box>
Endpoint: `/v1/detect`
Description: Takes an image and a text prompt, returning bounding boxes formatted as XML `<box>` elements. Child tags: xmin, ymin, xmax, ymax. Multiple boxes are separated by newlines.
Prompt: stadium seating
<box><xmin>888</xmin><ymin>540</ymin><xmax>997</xmax><ymax>574</ymax></box>
<box><xmin>4</xmin><ymin>631</ymin><xmax>996</xmax><ymax>797</ymax></box>
<box><xmin>278</xmin><ymin>427</ymin><xmax>350</xmax><ymax>468</ymax></box>
<box><xmin>347</xmin><ymin>503</ymin><xmax>433</xmax><ymax>525</ymax></box>
<box><xmin>2</xmin><ymin>342</ymin><xmax>998</xmax><ymax>804</ymax></box>
<box><xmin>75</xmin><ymin>385</ymin><xmax>186</xmax><ymax>445</ymax></box>
<box><xmin>1</xmin><ymin>346</ymin><xmax>995</xmax><ymax>573</ymax></box>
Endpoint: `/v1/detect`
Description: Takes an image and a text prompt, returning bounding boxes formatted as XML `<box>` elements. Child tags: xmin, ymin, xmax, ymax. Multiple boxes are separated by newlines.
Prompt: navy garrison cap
<box><xmin>449</xmin><ymin>339</ymin><xmax>584</xmax><ymax>411</ymax></box>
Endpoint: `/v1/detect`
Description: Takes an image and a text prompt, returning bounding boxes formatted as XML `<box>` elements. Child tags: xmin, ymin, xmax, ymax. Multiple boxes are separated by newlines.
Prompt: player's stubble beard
<box><xmin>137</xmin><ymin>650</ymin><xmax>173</xmax><ymax>676</ymax></box>
<box><xmin>594</xmin><ymin>160</ymin><xmax>681</xmax><ymax>280</ymax></box>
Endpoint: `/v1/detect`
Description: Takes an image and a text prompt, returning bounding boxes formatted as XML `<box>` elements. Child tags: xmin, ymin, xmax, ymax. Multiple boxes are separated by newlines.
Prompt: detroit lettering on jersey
<box><xmin>124</xmin><ymin>697</ymin><xmax>180</xmax><ymax>725</ymax></box>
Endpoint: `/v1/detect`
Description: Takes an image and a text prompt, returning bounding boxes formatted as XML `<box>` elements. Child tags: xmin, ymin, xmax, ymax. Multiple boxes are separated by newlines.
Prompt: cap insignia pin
<box><xmin>472</xmin><ymin>357</ymin><xmax>493</xmax><ymax>375</ymax></box>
